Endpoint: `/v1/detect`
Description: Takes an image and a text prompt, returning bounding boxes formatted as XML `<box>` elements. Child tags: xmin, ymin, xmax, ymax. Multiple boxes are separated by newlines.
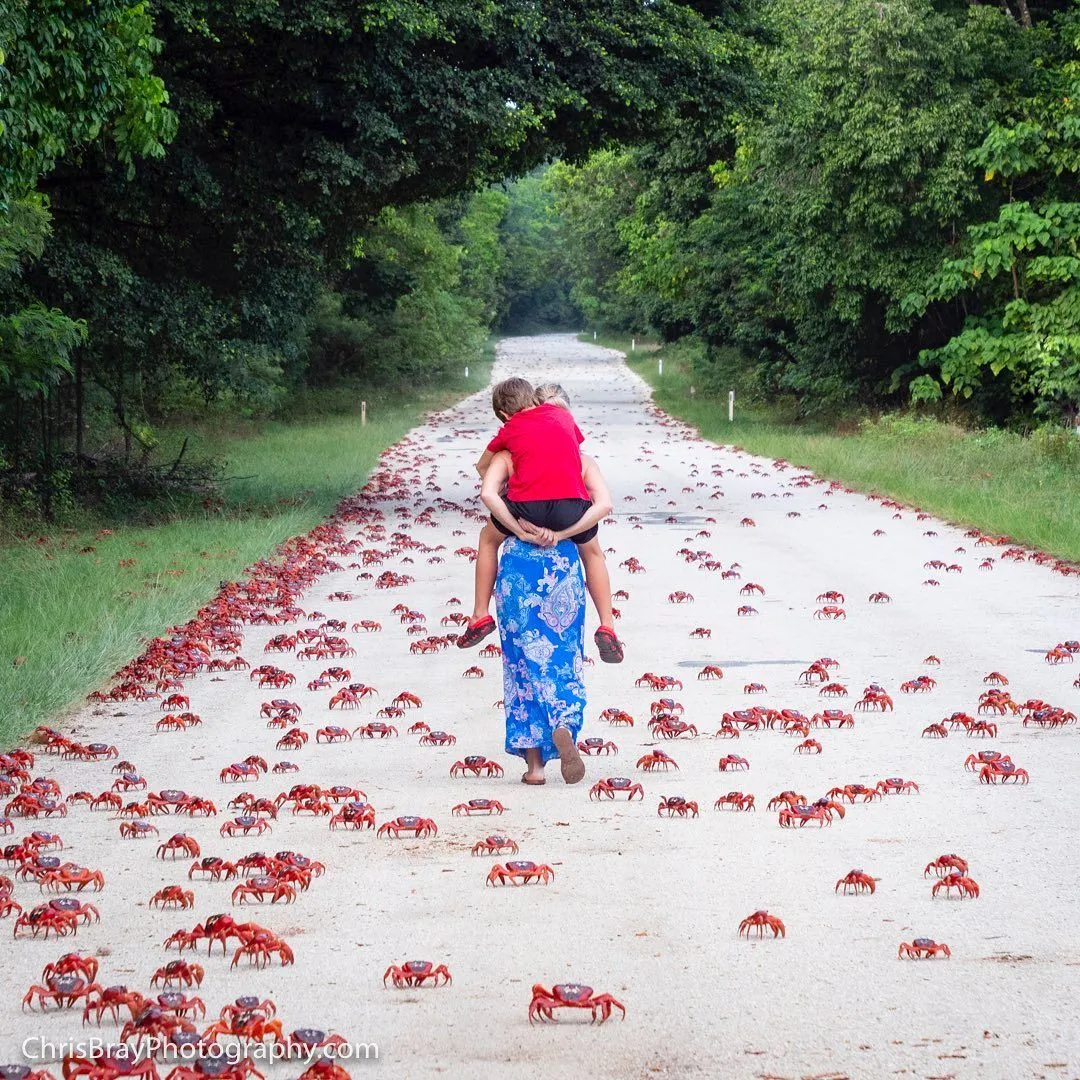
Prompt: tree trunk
<box><xmin>75</xmin><ymin>352</ymin><xmax>85</xmax><ymax>458</ymax></box>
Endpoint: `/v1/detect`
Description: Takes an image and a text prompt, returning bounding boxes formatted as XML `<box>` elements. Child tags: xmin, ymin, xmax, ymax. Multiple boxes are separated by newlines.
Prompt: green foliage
<box><xmin>1</xmin><ymin>0</ymin><xmax>737</xmax><ymax>516</ymax></box>
<box><xmin>497</xmin><ymin>168</ymin><xmax>580</xmax><ymax>332</ymax></box>
<box><xmin>547</xmin><ymin>0</ymin><xmax>1080</xmax><ymax>424</ymax></box>
<box><xmin>0</xmin><ymin>0</ymin><xmax>175</xmax><ymax>196</ymax></box>
<box><xmin>546</xmin><ymin>152</ymin><xmax>646</xmax><ymax>330</ymax></box>
<box><xmin>904</xmin><ymin>23</ymin><xmax>1080</xmax><ymax>416</ymax></box>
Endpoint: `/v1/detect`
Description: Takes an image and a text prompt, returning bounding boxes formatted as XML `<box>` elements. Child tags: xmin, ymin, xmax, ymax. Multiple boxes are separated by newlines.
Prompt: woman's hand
<box><xmin>517</xmin><ymin>520</ymin><xmax>557</xmax><ymax>547</ymax></box>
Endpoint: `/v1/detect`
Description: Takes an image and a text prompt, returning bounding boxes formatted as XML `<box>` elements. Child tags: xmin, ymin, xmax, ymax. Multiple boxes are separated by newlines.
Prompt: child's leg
<box><xmin>578</xmin><ymin>537</ymin><xmax>614</xmax><ymax>628</ymax></box>
<box><xmin>471</xmin><ymin>521</ymin><xmax>505</xmax><ymax>622</ymax></box>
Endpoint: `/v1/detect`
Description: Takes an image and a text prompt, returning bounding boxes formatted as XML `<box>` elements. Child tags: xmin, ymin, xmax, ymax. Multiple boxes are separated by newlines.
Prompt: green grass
<box><xmin>588</xmin><ymin>333</ymin><xmax>1080</xmax><ymax>564</ymax></box>
<box><xmin>0</xmin><ymin>355</ymin><xmax>493</xmax><ymax>743</ymax></box>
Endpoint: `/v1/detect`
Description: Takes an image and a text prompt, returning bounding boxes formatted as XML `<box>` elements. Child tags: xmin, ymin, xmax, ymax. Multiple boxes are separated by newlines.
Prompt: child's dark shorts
<box><xmin>491</xmin><ymin>498</ymin><xmax>598</xmax><ymax>545</ymax></box>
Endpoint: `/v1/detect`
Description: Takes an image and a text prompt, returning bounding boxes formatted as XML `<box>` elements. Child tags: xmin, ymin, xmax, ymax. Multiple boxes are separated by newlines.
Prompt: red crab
<box><xmin>377</xmin><ymin>815</ymin><xmax>438</xmax><ymax>838</ymax></box>
<box><xmin>487</xmin><ymin>861</ymin><xmax>554</xmax><ymax>886</ymax></box>
<box><xmin>230</xmin><ymin>928</ymin><xmax>295</xmax><ymax>969</ymax></box>
<box><xmin>577</xmin><ymin>737</ymin><xmax>618</xmax><ymax>756</ymax></box>
<box><xmin>21</xmin><ymin>974</ymin><xmax>102</xmax><ymax>1011</ymax></box>
<box><xmin>794</xmin><ymin>739</ymin><xmax>822</xmax><ymax>755</ymax></box>
<box><xmin>599</xmin><ymin>708</ymin><xmax>634</xmax><ymax>726</ymax></box>
<box><xmin>899</xmin><ymin>938</ymin><xmax>951</xmax><ymax>959</ymax></box>
<box><xmin>329</xmin><ymin>801</ymin><xmax>376</xmax><ymax>830</ymax></box>
<box><xmin>697</xmin><ymin>665</ymin><xmax>724</xmax><ymax>681</ymax></box>
<box><xmin>528</xmin><ymin>983</ymin><xmax>625</xmax><ymax>1024</ymax></box>
<box><xmin>714</xmin><ymin>792</ymin><xmax>754</xmax><ymax>811</ymax></box>
<box><xmin>900</xmin><ymin>675</ymin><xmax>936</xmax><ymax>693</ymax></box>
<box><xmin>315</xmin><ymin>726</ymin><xmax>352</xmax><ymax>743</ymax></box>
<box><xmin>636</xmin><ymin>751</ymin><xmax>678</xmax><ymax>772</ymax></box>
<box><xmin>119</xmin><ymin>820</ymin><xmax>159</xmax><ymax>839</ymax></box>
<box><xmin>717</xmin><ymin>754</ymin><xmax>749</xmax><ymax>772</ymax></box>
<box><xmin>452</xmin><ymin>798</ymin><xmax>505</xmax><ymax>816</ymax></box>
<box><xmin>471</xmin><ymin>835</ymin><xmax>518</xmax><ymax>856</ymax></box>
<box><xmin>814</xmin><ymin>605</ymin><xmax>845</xmax><ymax>620</ymax></box>
<box><xmin>151</xmin><ymin>960</ymin><xmax>204</xmax><ymax>988</ymax></box>
<box><xmin>932</xmin><ymin>873</ymin><xmax>980</xmax><ymax>899</ymax></box>
<box><xmin>979</xmin><ymin>760</ymin><xmax>1029</xmax><ymax>784</ymax></box>
<box><xmin>835</xmin><ymin>870</ymin><xmax>875</xmax><ymax>895</ymax></box>
<box><xmin>220</xmin><ymin>816</ymin><xmax>272</xmax><ymax>838</ymax></box>
<box><xmin>778</xmin><ymin>803</ymin><xmax>831</xmax><ymax>828</ymax></box>
<box><xmin>383</xmin><ymin>960</ymin><xmax>452</xmax><ymax>988</ymax></box>
<box><xmin>150</xmin><ymin>886</ymin><xmax>195</xmax><ymax>909</ymax></box>
<box><xmin>922</xmin><ymin>723</ymin><xmax>948</xmax><ymax>739</ymax></box>
<box><xmin>62</xmin><ymin>1050</ymin><xmax>160</xmax><ymax>1080</ymax></box>
<box><xmin>657</xmin><ymin>795</ymin><xmax>698</xmax><ymax>818</ymax></box>
<box><xmin>450</xmin><ymin>756</ymin><xmax>504</xmax><ymax>778</ymax></box>
<box><xmin>231</xmin><ymin>876</ymin><xmax>296</xmax><ymax>905</ymax></box>
<box><xmin>37</xmin><ymin>864</ymin><xmax>105</xmax><ymax>893</ymax></box>
<box><xmin>868</xmin><ymin>591</ymin><xmax>891</xmax><ymax>603</ymax></box>
<box><xmin>924</xmin><ymin>854</ymin><xmax>968</xmax><ymax>877</ymax></box>
<box><xmin>877</xmin><ymin>777</ymin><xmax>919</xmax><ymax>795</ymax></box>
<box><xmin>855</xmin><ymin>687</ymin><xmax>894</xmax><ymax>712</ymax></box>
<box><xmin>81</xmin><ymin>984</ymin><xmax>147</xmax><ymax>1024</ymax></box>
<box><xmin>157</xmin><ymin>834</ymin><xmax>200</xmax><ymax>860</ymax></box>
<box><xmin>738</xmin><ymin>910</ymin><xmax>785</xmax><ymax>938</ymax></box>
<box><xmin>353</xmin><ymin>722</ymin><xmax>398</xmax><ymax>739</ymax></box>
<box><xmin>188</xmin><ymin>857</ymin><xmax>238</xmax><ymax>881</ymax></box>
<box><xmin>219</xmin><ymin>763</ymin><xmax>261</xmax><ymax>783</ymax></box>
<box><xmin>589</xmin><ymin>777</ymin><xmax>644</xmax><ymax>800</ymax></box>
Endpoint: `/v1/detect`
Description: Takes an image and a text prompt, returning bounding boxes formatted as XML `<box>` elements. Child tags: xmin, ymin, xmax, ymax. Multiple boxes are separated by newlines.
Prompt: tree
<box><xmin>904</xmin><ymin>13</ymin><xmax>1080</xmax><ymax>418</ymax></box>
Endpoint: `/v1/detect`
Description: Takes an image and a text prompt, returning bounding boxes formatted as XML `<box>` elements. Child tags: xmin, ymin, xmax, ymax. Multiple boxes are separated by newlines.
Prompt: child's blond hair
<box><xmin>534</xmin><ymin>383</ymin><xmax>571</xmax><ymax>409</ymax></box>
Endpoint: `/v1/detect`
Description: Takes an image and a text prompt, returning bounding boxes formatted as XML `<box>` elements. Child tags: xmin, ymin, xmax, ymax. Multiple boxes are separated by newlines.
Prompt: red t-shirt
<box><xmin>487</xmin><ymin>403</ymin><xmax>589</xmax><ymax>501</ymax></box>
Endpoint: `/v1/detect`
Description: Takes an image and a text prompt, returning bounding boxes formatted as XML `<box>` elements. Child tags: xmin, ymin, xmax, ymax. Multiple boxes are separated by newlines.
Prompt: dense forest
<box><xmin>0</xmin><ymin>0</ymin><xmax>729</xmax><ymax>512</ymax></box>
<box><xmin>547</xmin><ymin>0</ymin><xmax>1080</xmax><ymax>426</ymax></box>
<box><xmin>2</xmin><ymin>0</ymin><xmax>1078</xmax><ymax>518</ymax></box>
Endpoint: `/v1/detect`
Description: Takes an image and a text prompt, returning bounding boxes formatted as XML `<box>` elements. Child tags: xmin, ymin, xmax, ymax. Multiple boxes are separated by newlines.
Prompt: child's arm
<box><xmin>550</xmin><ymin>455</ymin><xmax>613</xmax><ymax>542</ymax></box>
<box><xmin>475</xmin><ymin>449</ymin><xmax>495</xmax><ymax>477</ymax></box>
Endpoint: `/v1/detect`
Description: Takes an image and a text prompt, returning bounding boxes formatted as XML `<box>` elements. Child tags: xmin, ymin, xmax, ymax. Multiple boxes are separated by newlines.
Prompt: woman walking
<box><xmin>494</xmin><ymin>536</ymin><xmax>589</xmax><ymax>785</ymax></box>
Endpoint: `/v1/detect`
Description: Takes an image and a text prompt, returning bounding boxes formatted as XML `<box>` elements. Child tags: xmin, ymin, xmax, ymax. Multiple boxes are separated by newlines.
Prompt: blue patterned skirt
<box><xmin>495</xmin><ymin>538</ymin><xmax>587</xmax><ymax>762</ymax></box>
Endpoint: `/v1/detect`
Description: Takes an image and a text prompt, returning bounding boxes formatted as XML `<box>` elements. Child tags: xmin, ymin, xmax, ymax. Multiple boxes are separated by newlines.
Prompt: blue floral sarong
<box><xmin>495</xmin><ymin>538</ymin><xmax>587</xmax><ymax>762</ymax></box>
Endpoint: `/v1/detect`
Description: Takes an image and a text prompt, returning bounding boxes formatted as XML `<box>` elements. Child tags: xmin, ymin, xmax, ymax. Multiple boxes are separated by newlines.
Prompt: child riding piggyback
<box><xmin>457</xmin><ymin>377</ymin><xmax>623</xmax><ymax>664</ymax></box>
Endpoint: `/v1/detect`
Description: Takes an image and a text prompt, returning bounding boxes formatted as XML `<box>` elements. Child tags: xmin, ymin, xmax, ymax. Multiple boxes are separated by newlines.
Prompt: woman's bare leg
<box><xmin>522</xmin><ymin>748</ymin><xmax>546</xmax><ymax>785</ymax></box>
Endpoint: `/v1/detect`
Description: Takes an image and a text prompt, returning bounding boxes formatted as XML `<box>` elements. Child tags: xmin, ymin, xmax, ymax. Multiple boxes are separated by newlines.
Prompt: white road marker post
<box><xmin>728</xmin><ymin>390</ymin><xmax>735</xmax><ymax>422</ymax></box>
<box><xmin>465</xmin><ymin>365</ymin><xmax>469</xmax><ymax>379</ymax></box>
<box><xmin>593</xmin><ymin>330</ymin><xmax>597</xmax><ymax>341</ymax></box>
<box><xmin>361</xmin><ymin>401</ymin><xmax>367</xmax><ymax>426</ymax></box>
<box><xmin>658</xmin><ymin>356</ymin><xmax>663</xmax><ymax>376</ymax></box>
<box><xmin>631</xmin><ymin>338</ymin><xmax>636</xmax><ymax>352</ymax></box>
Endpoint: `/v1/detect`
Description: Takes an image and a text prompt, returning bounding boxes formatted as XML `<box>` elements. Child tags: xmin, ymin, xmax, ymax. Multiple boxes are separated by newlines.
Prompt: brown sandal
<box><xmin>552</xmin><ymin>726</ymin><xmax>586</xmax><ymax>785</ymax></box>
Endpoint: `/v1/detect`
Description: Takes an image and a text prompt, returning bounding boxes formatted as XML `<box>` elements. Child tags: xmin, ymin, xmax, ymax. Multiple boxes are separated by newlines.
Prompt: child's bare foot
<box><xmin>552</xmin><ymin>726</ymin><xmax>586</xmax><ymax>784</ymax></box>
<box><xmin>594</xmin><ymin>626</ymin><xmax>624</xmax><ymax>663</ymax></box>
<box><xmin>457</xmin><ymin>615</ymin><xmax>496</xmax><ymax>649</ymax></box>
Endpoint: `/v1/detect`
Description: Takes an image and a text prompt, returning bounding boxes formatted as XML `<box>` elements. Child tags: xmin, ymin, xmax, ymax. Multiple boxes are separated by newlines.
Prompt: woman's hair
<box><xmin>534</xmin><ymin>383</ymin><xmax>571</xmax><ymax>409</ymax></box>
<box><xmin>491</xmin><ymin>377</ymin><xmax>535</xmax><ymax>419</ymax></box>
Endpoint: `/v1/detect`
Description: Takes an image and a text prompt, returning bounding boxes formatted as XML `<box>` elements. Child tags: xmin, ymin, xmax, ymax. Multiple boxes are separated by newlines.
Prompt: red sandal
<box><xmin>457</xmin><ymin>616</ymin><xmax>497</xmax><ymax>649</ymax></box>
<box><xmin>594</xmin><ymin>626</ymin><xmax>624</xmax><ymax>664</ymax></box>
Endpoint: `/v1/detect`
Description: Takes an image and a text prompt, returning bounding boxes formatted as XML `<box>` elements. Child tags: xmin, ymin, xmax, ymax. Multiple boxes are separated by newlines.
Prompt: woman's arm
<box><xmin>480</xmin><ymin>452</ymin><xmax>544</xmax><ymax>542</ymax></box>
<box><xmin>550</xmin><ymin>454</ymin><xmax>613</xmax><ymax>542</ymax></box>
